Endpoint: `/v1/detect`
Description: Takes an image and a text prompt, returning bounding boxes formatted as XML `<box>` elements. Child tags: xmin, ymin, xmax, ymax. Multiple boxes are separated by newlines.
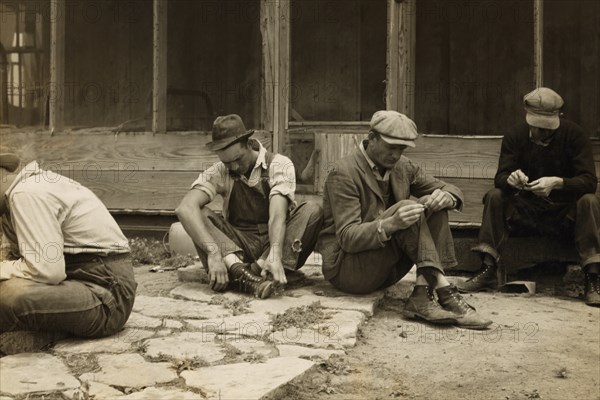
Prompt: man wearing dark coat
<box><xmin>318</xmin><ymin>111</ymin><xmax>492</xmax><ymax>329</ymax></box>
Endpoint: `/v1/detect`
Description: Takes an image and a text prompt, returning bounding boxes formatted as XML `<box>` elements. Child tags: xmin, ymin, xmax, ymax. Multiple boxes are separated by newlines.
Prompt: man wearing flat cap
<box><xmin>176</xmin><ymin>114</ymin><xmax>323</xmax><ymax>299</ymax></box>
<box><xmin>318</xmin><ymin>110</ymin><xmax>492</xmax><ymax>329</ymax></box>
<box><xmin>0</xmin><ymin>149</ymin><xmax>137</xmax><ymax>342</ymax></box>
<box><xmin>459</xmin><ymin>87</ymin><xmax>600</xmax><ymax>307</ymax></box>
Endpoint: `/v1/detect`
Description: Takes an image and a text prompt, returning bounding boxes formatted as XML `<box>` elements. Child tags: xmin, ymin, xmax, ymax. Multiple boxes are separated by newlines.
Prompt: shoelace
<box><xmin>590</xmin><ymin>276</ymin><xmax>600</xmax><ymax>294</ymax></box>
<box><xmin>450</xmin><ymin>291</ymin><xmax>475</xmax><ymax>312</ymax></box>
<box><xmin>469</xmin><ymin>264</ymin><xmax>494</xmax><ymax>283</ymax></box>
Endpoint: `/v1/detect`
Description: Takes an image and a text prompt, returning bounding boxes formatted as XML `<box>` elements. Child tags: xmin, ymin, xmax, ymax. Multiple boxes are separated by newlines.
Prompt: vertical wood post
<box><xmin>387</xmin><ymin>0</ymin><xmax>416</xmax><ymax>118</ymax></box>
<box><xmin>49</xmin><ymin>0</ymin><xmax>65</xmax><ymax>132</ymax></box>
<box><xmin>533</xmin><ymin>0</ymin><xmax>543</xmax><ymax>88</ymax></box>
<box><xmin>153</xmin><ymin>0</ymin><xmax>167</xmax><ymax>133</ymax></box>
<box><xmin>261</xmin><ymin>0</ymin><xmax>289</xmax><ymax>154</ymax></box>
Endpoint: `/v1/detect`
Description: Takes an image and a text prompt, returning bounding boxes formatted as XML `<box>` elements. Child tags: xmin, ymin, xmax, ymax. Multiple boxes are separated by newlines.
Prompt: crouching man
<box><xmin>176</xmin><ymin>114</ymin><xmax>323</xmax><ymax>299</ymax></box>
<box><xmin>318</xmin><ymin>111</ymin><xmax>492</xmax><ymax>329</ymax></box>
<box><xmin>459</xmin><ymin>87</ymin><xmax>600</xmax><ymax>307</ymax></box>
<box><xmin>0</xmin><ymin>150</ymin><xmax>137</xmax><ymax>339</ymax></box>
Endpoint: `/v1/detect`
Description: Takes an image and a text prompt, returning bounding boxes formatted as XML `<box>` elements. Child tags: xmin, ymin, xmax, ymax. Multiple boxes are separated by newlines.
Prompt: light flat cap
<box><xmin>370</xmin><ymin>110</ymin><xmax>418</xmax><ymax>147</ymax></box>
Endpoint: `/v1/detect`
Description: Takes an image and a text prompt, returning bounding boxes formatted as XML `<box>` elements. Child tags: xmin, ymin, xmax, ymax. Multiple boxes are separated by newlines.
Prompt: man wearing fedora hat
<box><xmin>318</xmin><ymin>110</ymin><xmax>492</xmax><ymax>329</ymax></box>
<box><xmin>0</xmin><ymin>149</ymin><xmax>137</xmax><ymax>342</ymax></box>
<box><xmin>459</xmin><ymin>87</ymin><xmax>600</xmax><ymax>307</ymax></box>
<box><xmin>176</xmin><ymin>114</ymin><xmax>323</xmax><ymax>299</ymax></box>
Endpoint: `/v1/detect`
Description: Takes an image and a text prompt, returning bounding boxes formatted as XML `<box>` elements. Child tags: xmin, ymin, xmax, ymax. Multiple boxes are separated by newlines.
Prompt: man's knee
<box><xmin>0</xmin><ymin>282</ymin><xmax>32</xmax><ymax>317</ymax></box>
<box><xmin>301</xmin><ymin>201</ymin><xmax>324</xmax><ymax>225</ymax></box>
<box><xmin>577</xmin><ymin>194</ymin><xmax>600</xmax><ymax>211</ymax></box>
<box><xmin>483</xmin><ymin>188</ymin><xmax>504</xmax><ymax>205</ymax></box>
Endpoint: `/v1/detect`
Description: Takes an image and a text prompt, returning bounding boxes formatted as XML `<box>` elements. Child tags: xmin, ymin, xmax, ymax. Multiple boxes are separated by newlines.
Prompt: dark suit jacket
<box><xmin>318</xmin><ymin>148</ymin><xmax>464</xmax><ymax>280</ymax></box>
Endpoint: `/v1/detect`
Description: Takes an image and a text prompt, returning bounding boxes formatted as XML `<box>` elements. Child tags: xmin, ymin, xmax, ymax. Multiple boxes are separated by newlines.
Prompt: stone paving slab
<box><xmin>276</xmin><ymin>344</ymin><xmax>345</xmax><ymax>359</ymax></box>
<box><xmin>54</xmin><ymin>328</ymin><xmax>155</xmax><ymax>355</ymax></box>
<box><xmin>0</xmin><ymin>259</ymin><xmax>382</xmax><ymax>399</ymax></box>
<box><xmin>270</xmin><ymin>309</ymin><xmax>366</xmax><ymax>349</ymax></box>
<box><xmin>79</xmin><ymin>353</ymin><xmax>178</xmax><ymax>388</ymax></box>
<box><xmin>126</xmin><ymin>312</ymin><xmax>183</xmax><ymax>330</ymax></box>
<box><xmin>115</xmin><ymin>387</ymin><xmax>204</xmax><ymax>399</ymax></box>
<box><xmin>0</xmin><ymin>353</ymin><xmax>80</xmax><ymax>396</ymax></box>
<box><xmin>171</xmin><ymin>283</ymin><xmax>245</xmax><ymax>303</ymax></box>
<box><xmin>144</xmin><ymin>332</ymin><xmax>226</xmax><ymax>363</ymax></box>
<box><xmin>185</xmin><ymin>313</ymin><xmax>273</xmax><ymax>336</ymax></box>
<box><xmin>181</xmin><ymin>356</ymin><xmax>315</xmax><ymax>400</ymax></box>
<box><xmin>64</xmin><ymin>381</ymin><xmax>124</xmax><ymax>399</ymax></box>
<box><xmin>133</xmin><ymin>295</ymin><xmax>232</xmax><ymax>319</ymax></box>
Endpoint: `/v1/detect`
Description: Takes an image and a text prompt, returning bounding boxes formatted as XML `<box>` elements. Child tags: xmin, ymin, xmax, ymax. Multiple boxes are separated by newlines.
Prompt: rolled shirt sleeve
<box><xmin>0</xmin><ymin>191</ymin><xmax>67</xmax><ymax>285</ymax></box>
<box><xmin>268</xmin><ymin>154</ymin><xmax>296</xmax><ymax>202</ymax></box>
<box><xmin>189</xmin><ymin>162</ymin><xmax>229</xmax><ymax>201</ymax></box>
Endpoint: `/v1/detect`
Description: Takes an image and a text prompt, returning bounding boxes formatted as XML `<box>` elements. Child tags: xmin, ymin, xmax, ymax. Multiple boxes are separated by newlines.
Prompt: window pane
<box><xmin>544</xmin><ymin>0</ymin><xmax>600</xmax><ymax>137</ymax></box>
<box><xmin>290</xmin><ymin>0</ymin><xmax>386</xmax><ymax>122</ymax></box>
<box><xmin>415</xmin><ymin>0</ymin><xmax>534</xmax><ymax>135</ymax></box>
<box><xmin>168</xmin><ymin>0</ymin><xmax>261</xmax><ymax>131</ymax></box>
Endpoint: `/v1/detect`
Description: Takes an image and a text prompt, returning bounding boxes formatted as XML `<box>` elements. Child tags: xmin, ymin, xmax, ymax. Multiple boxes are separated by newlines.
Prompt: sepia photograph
<box><xmin>0</xmin><ymin>0</ymin><xmax>599</xmax><ymax>399</ymax></box>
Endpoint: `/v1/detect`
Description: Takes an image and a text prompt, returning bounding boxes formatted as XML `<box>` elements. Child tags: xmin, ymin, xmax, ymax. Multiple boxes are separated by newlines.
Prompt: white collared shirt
<box><xmin>190</xmin><ymin>139</ymin><xmax>296</xmax><ymax>219</ymax></box>
<box><xmin>1</xmin><ymin>161</ymin><xmax>129</xmax><ymax>284</ymax></box>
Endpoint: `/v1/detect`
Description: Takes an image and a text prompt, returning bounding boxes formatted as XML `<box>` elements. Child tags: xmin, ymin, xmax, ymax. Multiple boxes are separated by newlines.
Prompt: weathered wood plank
<box><xmin>50</xmin><ymin>170</ymin><xmax>196</xmax><ymax>210</ymax></box>
<box><xmin>152</xmin><ymin>0</ymin><xmax>167</xmax><ymax>133</ymax></box>
<box><xmin>534</xmin><ymin>0</ymin><xmax>544</xmax><ymax>87</ymax></box>
<box><xmin>50</xmin><ymin>0</ymin><xmax>65</xmax><ymax>132</ymax></box>
<box><xmin>0</xmin><ymin>130</ymin><xmax>272</xmax><ymax>171</ymax></box>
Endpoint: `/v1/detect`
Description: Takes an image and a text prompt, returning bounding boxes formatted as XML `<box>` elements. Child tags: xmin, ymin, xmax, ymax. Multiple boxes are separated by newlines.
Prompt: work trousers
<box><xmin>329</xmin><ymin>198</ymin><xmax>457</xmax><ymax>295</ymax></box>
<box><xmin>473</xmin><ymin>188</ymin><xmax>600</xmax><ymax>267</ymax></box>
<box><xmin>196</xmin><ymin>201</ymin><xmax>324</xmax><ymax>271</ymax></box>
<box><xmin>0</xmin><ymin>253</ymin><xmax>137</xmax><ymax>338</ymax></box>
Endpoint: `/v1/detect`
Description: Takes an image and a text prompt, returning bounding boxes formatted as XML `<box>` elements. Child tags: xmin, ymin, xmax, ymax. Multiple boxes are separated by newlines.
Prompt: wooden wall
<box><xmin>64</xmin><ymin>0</ymin><xmax>153</xmax><ymax>127</ymax></box>
<box><xmin>167</xmin><ymin>0</ymin><xmax>262</xmax><ymax>131</ymax></box>
<box><xmin>544</xmin><ymin>0</ymin><xmax>600</xmax><ymax>137</ymax></box>
<box><xmin>415</xmin><ymin>0</ymin><xmax>535</xmax><ymax>135</ymax></box>
<box><xmin>290</xmin><ymin>0</ymin><xmax>386</xmax><ymax>122</ymax></box>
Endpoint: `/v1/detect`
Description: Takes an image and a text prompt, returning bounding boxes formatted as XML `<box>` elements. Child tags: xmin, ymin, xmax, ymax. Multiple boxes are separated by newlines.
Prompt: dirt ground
<box><xmin>135</xmin><ymin>265</ymin><xmax>600</xmax><ymax>400</ymax></box>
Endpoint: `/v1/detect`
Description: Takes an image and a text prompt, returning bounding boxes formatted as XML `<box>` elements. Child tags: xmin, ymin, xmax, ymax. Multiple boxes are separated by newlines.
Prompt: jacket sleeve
<box><xmin>494</xmin><ymin>131</ymin><xmax>522</xmax><ymax>190</ymax></box>
<box><xmin>404</xmin><ymin>159</ymin><xmax>465</xmax><ymax>211</ymax></box>
<box><xmin>324</xmin><ymin>169</ymin><xmax>385</xmax><ymax>253</ymax></box>
<box><xmin>563</xmin><ymin>129</ymin><xmax>598</xmax><ymax>195</ymax></box>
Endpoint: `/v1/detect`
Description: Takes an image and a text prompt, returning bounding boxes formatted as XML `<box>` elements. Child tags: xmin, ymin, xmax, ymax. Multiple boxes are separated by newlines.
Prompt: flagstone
<box><xmin>133</xmin><ymin>295</ymin><xmax>232</xmax><ymax>319</ymax></box>
<box><xmin>170</xmin><ymin>283</ymin><xmax>245</xmax><ymax>303</ymax></box>
<box><xmin>144</xmin><ymin>332</ymin><xmax>226</xmax><ymax>363</ymax></box>
<box><xmin>115</xmin><ymin>387</ymin><xmax>204</xmax><ymax>400</ymax></box>
<box><xmin>54</xmin><ymin>328</ymin><xmax>155</xmax><ymax>354</ymax></box>
<box><xmin>181</xmin><ymin>357</ymin><xmax>315</xmax><ymax>400</ymax></box>
<box><xmin>276</xmin><ymin>344</ymin><xmax>345</xmax><ymax>359</ymax></box>
<box><xmin>79</xmin><ymin>354</ymin><xmax>177</xmax><ymax>388</ymax></box>
<box><xmin>185</xmin><ymin>313</ymin><xmax>272</xmax><ymax>336</ymax></box>
<box><xmin>0</xmin><ymin>353</ymin><xmax>79</xmax><ymax>396</ymax></box>
<box><xmin>64</xmin><ymin>381</ymin><xmax>123</xmax><ymax>399</ymax></box>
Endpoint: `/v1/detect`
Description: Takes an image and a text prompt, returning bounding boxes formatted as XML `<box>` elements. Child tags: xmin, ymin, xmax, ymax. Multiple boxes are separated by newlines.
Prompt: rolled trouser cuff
<box><xmin>471</xmin><ymin>243</ymin><xmax>500</xmax><ymax>264</ymax></box>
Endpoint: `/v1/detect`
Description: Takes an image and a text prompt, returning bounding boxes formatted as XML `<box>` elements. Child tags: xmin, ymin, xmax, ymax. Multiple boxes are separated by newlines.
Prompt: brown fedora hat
<box><xmin>206</xmin><ymin>114</ymin><xmax>255</xmax><ymax>151</ymax></box>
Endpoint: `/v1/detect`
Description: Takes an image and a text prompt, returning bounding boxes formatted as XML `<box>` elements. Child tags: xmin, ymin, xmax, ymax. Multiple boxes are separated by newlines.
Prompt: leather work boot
<box><xmin>456</xmin><ymin>263</ymin><xmax>498</xmax><ymax>293</ymax></box>
<box><xmin>402</xmin><ymin>285</ymin><xmax>456</xmax><ymax>325</ymax></box>
<box><xmin>229</xmin><ymin>263</ymin><xmax>274</xmax><ymax>299</ymax></box>
<box><xmin>436</xmin><ymin>284</ymin><xmax>493</xmax><ymax>330</ymax></box>
<box><xmin>584</xmin><ymin>273</ymin><xmax>600</xmax><ymax>307</ymax></box>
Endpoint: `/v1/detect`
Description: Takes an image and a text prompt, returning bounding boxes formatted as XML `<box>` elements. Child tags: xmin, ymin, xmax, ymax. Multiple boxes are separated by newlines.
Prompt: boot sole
<box><xmin>456</xmin><ymin>286</ymin><xmax>497</xmax><ymax>294</ymax></box>
<box><xmin>402</xmin><ymin>310</ymin><xmax>455</xmax><ymax>325</ymax></box>
<box><xmin>453</xmin><ymin>321</ymin><xmax>493</xmax><ymax>330</ymax></box>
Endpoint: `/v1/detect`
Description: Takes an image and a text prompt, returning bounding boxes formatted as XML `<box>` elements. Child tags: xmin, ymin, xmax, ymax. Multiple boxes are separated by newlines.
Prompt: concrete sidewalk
<box><xmin>0</xmin><ymin>259</ymin><xmax>387</xmax><ymax>400</ymax></box>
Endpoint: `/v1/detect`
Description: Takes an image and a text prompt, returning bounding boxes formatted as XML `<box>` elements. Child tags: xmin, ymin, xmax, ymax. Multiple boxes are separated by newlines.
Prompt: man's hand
<box><xmin>507</xmin><ymin>169</ymin><xmax>529</xmax><ymax>189</ymax></box>
<box><xmin>524</xmin><ymin>177</ymin><xmax>563</xmax><ymax>197</ymax></box>
<box><xmin>261</xmin><ymin>249</ymin><xmax>287</xmax><ymax>284</ymax></box>
<box><xmin>423</xmin><ymin>189</ymin><xmax>455</xmax><ymax>212</ymax></box>
<box><xmin>390</xmin><ymin>203</ymin><xmax>425</xmax><ymax>230</ymax></box>
<box><xmin>207</xmin><ymin>253</ymin><xmax>229</xmax><ymax>291</ymax></box>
